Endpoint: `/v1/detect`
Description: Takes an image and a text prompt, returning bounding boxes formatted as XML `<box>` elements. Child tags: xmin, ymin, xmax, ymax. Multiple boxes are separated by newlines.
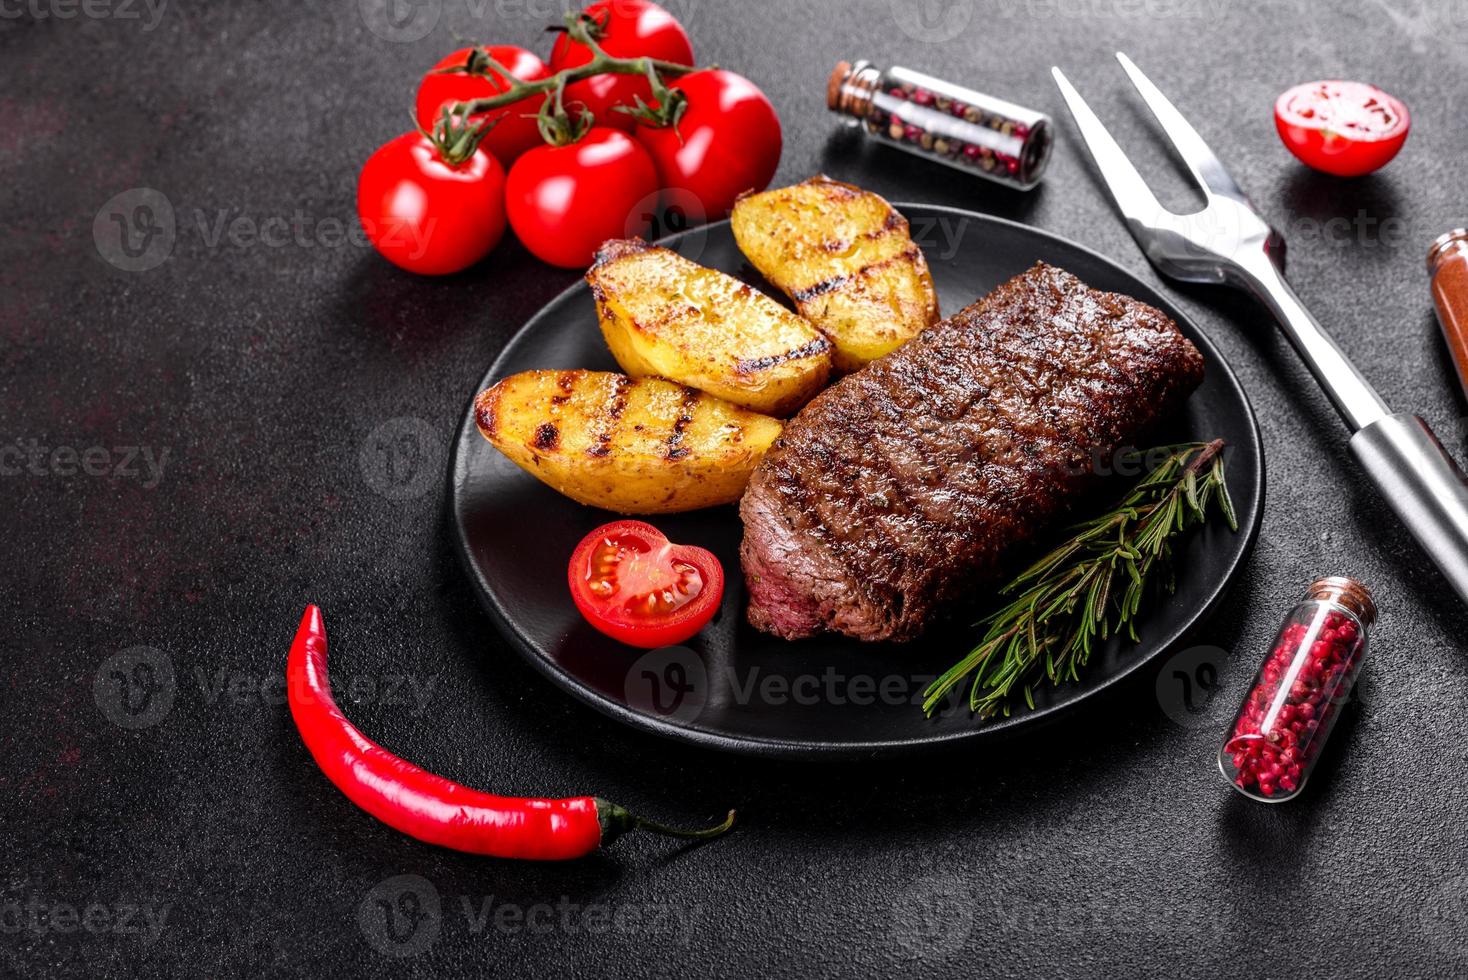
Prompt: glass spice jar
<box><xmin>1428</xmin><ymin>229</ymin><xmax>1468</xmax><ymax>402</ymax></box>
<box><xmin>827</xmin><ymin>60</ymin><xmax>1053</xmax><ymax>191</ymax></box>
<box><xmin>1218</xmin><ymin>577</ymin><xmax>1377</xmax><ymax>802</ymax></box>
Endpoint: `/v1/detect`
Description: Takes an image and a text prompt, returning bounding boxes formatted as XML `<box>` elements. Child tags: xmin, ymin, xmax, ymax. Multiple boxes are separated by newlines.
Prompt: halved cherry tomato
<box><xmin>549</xmin><ymin>0</ymin><xmax>694</xmax><ymax>132</ymax></box>
<box><xmin>634</xmin><ymin>68</ymin><xmax>781</xmax><ymax>220</ymax></box>
<box><xmin>1274</xmin><ymin>81</ymin><xmax>1410</xmax><ymax>177</ymax></box>
<box><xmin>568</xmin><ymin>520</ymin><xmax>724</xmax><ymax>648</ymax></box>
<box><xmin>415</xmin><ymin>45</ymin><xmax>552</xmax><ymax>166</ymax></box>
<box><xmin>505</xmin><ymin>127</ymin><xmax>658</xmax><ymax>268</ymax></box>
<box><xmin>356</xmin><ymin>131</ymin><xmax>506</xmax><ymax>276</ymax></box>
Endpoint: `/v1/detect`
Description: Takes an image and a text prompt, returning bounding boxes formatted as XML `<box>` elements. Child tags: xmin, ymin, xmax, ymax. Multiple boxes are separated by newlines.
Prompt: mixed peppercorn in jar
<box><xmin>828</xmin><ymin>60</ymin><xmax>1053</xmax><ymax>190</ymax></box>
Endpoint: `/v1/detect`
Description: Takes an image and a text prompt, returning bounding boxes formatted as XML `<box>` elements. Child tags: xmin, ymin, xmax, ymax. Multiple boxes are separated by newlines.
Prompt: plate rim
<box><xmin>448</xmin><ymin>203</ymin><xmax>1265</xmax><ymax>760</ymax></box>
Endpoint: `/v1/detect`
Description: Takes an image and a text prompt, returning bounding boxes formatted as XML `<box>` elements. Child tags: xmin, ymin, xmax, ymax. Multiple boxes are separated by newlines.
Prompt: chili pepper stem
<box><xmin>596</xmin><ymin>800</ymin><xmax>736</xmax><ymax>845</ymax></box>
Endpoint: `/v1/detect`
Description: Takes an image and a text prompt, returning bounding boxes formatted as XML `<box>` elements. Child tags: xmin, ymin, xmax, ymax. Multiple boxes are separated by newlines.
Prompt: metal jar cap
<box><xmin>1428</xmin><ymin>229</ymin><xmax>1468</xmax><ymax>273</ymax></box>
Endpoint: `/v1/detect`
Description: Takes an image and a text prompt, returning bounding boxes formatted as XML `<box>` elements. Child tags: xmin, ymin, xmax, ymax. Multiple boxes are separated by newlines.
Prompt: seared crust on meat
<box><xmin>738</xmin><ymin>262</ymin><xmax>1206</xmax><ymax>642</ymax></box>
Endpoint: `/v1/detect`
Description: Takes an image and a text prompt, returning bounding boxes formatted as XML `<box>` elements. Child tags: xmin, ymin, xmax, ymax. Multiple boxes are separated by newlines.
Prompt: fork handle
<box><xmin>1242</xmin><ymin>258</ymin><xmax>1468</xmax><ymax>605</ymax></box>
<box><xmin>1351</xmin><ymin>414</ymin><xmax>1468</xmax><ymax>607</ymax></box>
<box><xmin>1237</xmin><ymin>256</ymin><xmax>1390</xmax><ymax>432</ymax></box>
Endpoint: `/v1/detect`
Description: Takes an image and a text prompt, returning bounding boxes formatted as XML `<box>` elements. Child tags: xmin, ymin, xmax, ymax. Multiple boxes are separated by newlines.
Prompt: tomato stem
<box><xmin>420</xmin><ymin>102</ymin><xmax>494</xmax><ymax>167</ymax></box>
<box><xmin>441</xmin><ymin>12</ymin><xmax>698</xmax><ymax>136</ymax></box>
<box><xmin>533</xmin><ymin>72</ymin><xmax>593</xmax><ymax>147</ymax></box>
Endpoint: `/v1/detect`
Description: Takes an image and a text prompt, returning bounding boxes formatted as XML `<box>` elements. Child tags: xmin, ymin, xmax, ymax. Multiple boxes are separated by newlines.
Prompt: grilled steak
<box><xmin>739</xmin><ymin>262</ymin><xmax>1206</xmax><ymax>642</ymax></box>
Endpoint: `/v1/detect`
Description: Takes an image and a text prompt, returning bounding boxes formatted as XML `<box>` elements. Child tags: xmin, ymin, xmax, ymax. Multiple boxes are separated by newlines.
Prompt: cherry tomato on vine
<box><xmin>568</xmin><ymin>520</ymin><xmax>724</xmax><ymax>648</ymax></box>
<box><xmin>634</xmin><ymin>69</ymin><xmax>781</xmax><ymax>220</ymax></box>
<box><xmin>505</xmin><ymin>127</ymin><xmax>658</xmax><ymax>268</ymax></box>
<box><xmin>549</xmin><ymin>0</ymin><xmax>693</xmax><ymax>132</ymax></box>
<box><xmin>1274</xmin><ymin>81</ymin><xmax>1411</xmax><ymax>177</ymax></box>
<box><xmin>357</xmin><ymin>132</ymin><xmax>506</xmax><ymax>276</ymax></box>
<box><xmin>415</xmin><ymin>45</ymin><xmax>552</xmax><ymax>166</ymax></box>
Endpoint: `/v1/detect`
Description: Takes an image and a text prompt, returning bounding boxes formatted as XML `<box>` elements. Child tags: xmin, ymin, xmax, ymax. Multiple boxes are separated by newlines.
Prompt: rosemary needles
<box><xmin>922</xmin><ymin>440</ymin><xmax>1236</xmax><ymax>719</ymax></box>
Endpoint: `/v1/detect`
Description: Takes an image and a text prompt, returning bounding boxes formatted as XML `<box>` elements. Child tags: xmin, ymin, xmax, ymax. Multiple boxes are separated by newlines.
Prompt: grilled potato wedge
<box><xmin>475</xmin><ymin>370</ymin><xmax>783</xmax><ymax>514</ymax></box>
<box><xmin>731</xmin><ymin>176</ymin><xmax>939</xmax><ymax>371</ymax></box>
<box><xmin>587</xmin><ymin>239</ymin><xmax>832</xmax><ymax>417</ymax></box>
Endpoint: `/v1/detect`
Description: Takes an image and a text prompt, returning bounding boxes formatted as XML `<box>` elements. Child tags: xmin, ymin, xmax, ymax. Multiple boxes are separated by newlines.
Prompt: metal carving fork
<box><xmin>1054</xmin><ymin>53</ymin><xmax>1468</xmax><ymax>606</ymax></box>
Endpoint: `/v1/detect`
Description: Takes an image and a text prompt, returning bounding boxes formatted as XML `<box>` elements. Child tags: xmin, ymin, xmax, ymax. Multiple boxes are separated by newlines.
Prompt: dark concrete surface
<box><xmin>4</xmin><ymin>0</ymin><xmax>1468</xmax><ymax>976</ymax></box>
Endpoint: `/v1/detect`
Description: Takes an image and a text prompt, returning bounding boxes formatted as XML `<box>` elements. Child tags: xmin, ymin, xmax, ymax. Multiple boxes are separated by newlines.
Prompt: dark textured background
<box><xmin>4</xmin><ymin>0</ymin><xmax>1468</xmax><ymax>976</ymax></box>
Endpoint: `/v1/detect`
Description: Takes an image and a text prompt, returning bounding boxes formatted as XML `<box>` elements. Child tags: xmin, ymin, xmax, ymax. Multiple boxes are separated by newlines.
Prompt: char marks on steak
<box><xmin>739</xmin><ymin>262</ymin><xmax>1206</xmax><ymax>642</ymax></box>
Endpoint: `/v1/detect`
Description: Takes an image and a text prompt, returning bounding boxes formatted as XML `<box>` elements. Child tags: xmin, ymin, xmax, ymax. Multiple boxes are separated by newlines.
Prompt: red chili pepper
<box><xmin>286</xmin><ymin>605</ymin><xmax>734</xmax><ymax>860</ymax></box>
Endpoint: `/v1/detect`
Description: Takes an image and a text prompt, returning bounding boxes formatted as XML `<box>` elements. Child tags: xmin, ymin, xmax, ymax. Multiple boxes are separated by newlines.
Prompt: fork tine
<box><xmin>1114</xmin><ymin>52</ymin><xmax>1247</xmax><ymax>201</ymax></box>
<box><xmin>1051</xmin><ymin>66</ymin><xmax>1171</xmax><ymax>231</ymax></box>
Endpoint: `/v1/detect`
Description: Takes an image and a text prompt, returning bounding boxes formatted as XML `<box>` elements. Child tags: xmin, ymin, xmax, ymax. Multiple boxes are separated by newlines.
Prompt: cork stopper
<box><xmin>1306</xmin><ymin>576</ymin><xmax>1377</xmax><ymax>628</ymax></box>
<box><xmin>827</xmin><ymin>61</ymin><xmax>852</xmax><ymax>111</ymax></box>
<box><xmin>1428</xmin><ymin>229</ymin><xmax>1468</xmax><ymax>274</ymax></box>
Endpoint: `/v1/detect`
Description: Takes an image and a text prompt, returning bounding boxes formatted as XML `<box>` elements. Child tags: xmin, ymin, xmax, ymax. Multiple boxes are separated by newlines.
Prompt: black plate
<box><xmin>449</xmin><ymin>205</ymin><xmax>1263</xmax><ymax>759</ymax></box>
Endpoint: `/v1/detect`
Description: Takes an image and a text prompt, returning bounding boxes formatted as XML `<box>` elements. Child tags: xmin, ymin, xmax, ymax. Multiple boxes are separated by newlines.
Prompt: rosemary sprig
<box><xmin>922</xmin><ymin>440</ymin><xmax>1236</xmax><ymax>719</ymax></box>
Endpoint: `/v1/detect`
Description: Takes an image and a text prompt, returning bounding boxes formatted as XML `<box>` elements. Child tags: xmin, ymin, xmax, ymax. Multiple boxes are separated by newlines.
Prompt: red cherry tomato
<box><xmin>1274</xmin><ymin>80</ymin><xmax>1411</xmax><ymax>177</ymax></box>
<box><xmin>634</xmin><ymin>69</ymin><xmax>781</xmax><ymax>220</ymax></box>
<box><xmin>568</xmin><ymin>520</ymin><xmax>724</xmax><ymax>648</ymax></box>
<box><xmin>549</xmin><ymin>0</ymin><xmax>693</xmax><ymax>132</ymax></box>
<box><xmin>356</xmin><ymin>132</ymin><xmax>507</xmax><ymax>276</ymax></box>
<box><xmin>415</xmin><ymin>45</ymin><xmax>552</xmax><ymax>166</ymax></box>
<box><xmin>505</xmin><ymin>127</ymin><xmax>658</xmax><ymax>268</ymax></box>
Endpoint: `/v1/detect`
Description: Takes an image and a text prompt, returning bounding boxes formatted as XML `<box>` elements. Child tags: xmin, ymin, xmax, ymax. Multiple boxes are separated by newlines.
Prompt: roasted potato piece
<box><xmin>587</xmin><ymin>239</ymin><xmax>832</xmax><ymax>417</ymax></box>
<box><xmin>731</xmin><ymin>175</ymin><xmax>939</xmax><ymax>371</ymax></box>
<box><xmin>475</xmin><ymin>370</ymin><xmax>783</xmax><ymax>514</ymax></box>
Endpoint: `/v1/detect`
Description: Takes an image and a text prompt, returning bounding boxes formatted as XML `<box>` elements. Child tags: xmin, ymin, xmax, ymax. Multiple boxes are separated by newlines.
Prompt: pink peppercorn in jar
<box><xmin>827</xmin><ymin>60</ymin><xmax>1053</xmax><ymax>191</ymax></box>
<box><xmin>1219</xmin><ymin>577</ymin><xmax>1377</xmax><ymax>802</ymax></box>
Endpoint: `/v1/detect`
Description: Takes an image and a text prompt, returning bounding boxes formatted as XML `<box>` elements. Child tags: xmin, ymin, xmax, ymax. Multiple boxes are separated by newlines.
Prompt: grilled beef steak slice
<box><xmin>739</xmin><ymin>262</ymin><xmax>1206</xmax><ymax>642</ymax></box>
